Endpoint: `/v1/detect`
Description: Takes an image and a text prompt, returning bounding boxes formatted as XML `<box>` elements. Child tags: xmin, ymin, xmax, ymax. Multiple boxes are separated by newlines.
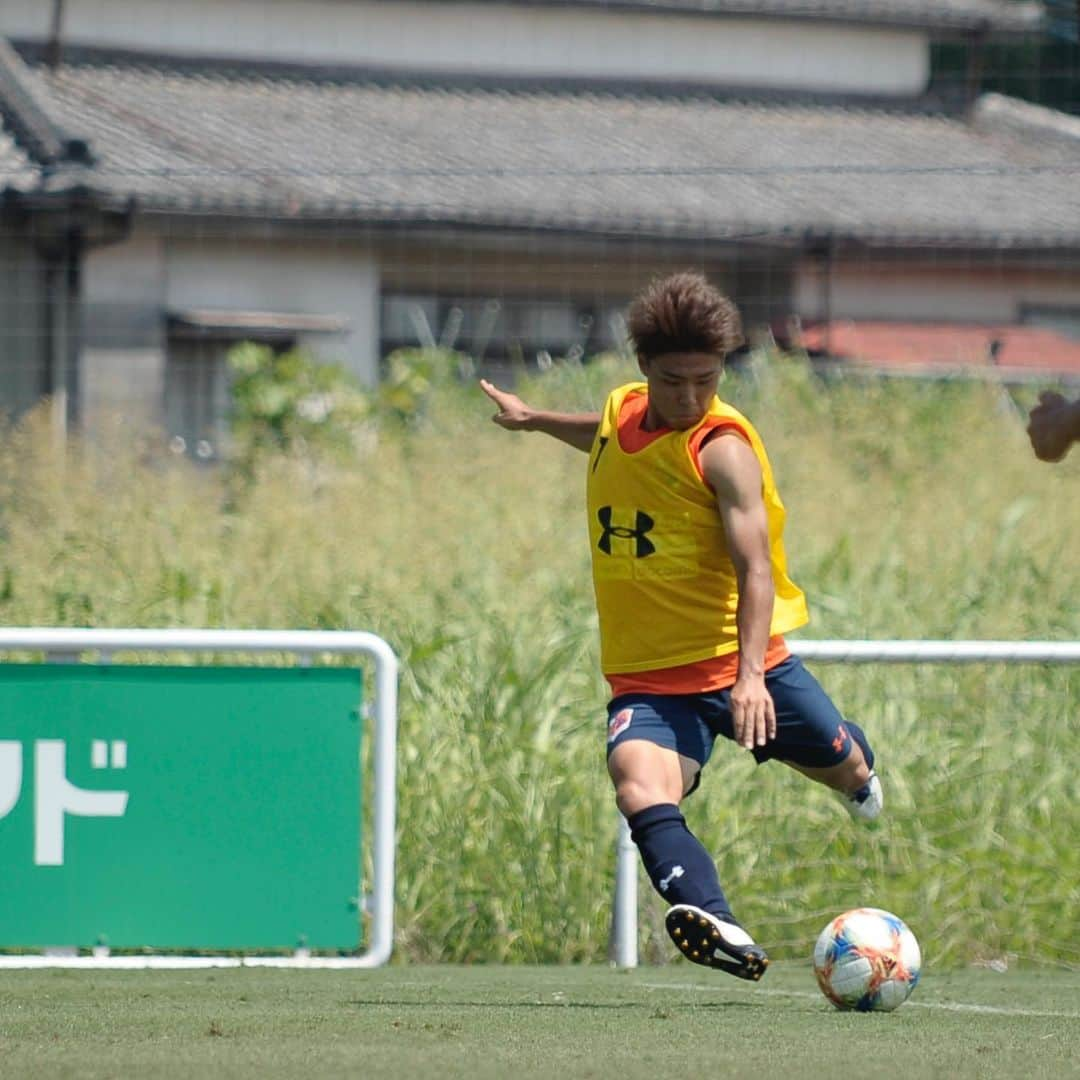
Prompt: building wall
<box><xmin>76</xmin><ymin>225</ymin><xmax>783</xmax><ymax>442</ymax></box>
<box><xmin>35</xmin><ymin>223</ymin><xmax>1080</xmax><ymax>442</ymax></box>
<box><xmin>162</xmin><ymin>236</ymin><xmax>379</xmax><ymax>378</ymax></box>
<box><xmin>794</xmin><ymin>259</ymin><xmax>1080</xmax><ymax>327</ymax></box>
<box><xmin>80</xmin><ymin>231</ymin><xmax>168</xmax><ymax>434</ymax></box>
<box><xmin>80</xmin><ymin>227</ymin><xmax>380</xmax><ymax>440</ymax></box>
<box><xmin>0</xmin><ymin>0</ymin><xmax>930</xmax><ymax>96</ymax></box>
<box><xmin>0</xmin><ymin>232</ymin><xmax>46</xmax><ymax>419</ymax></box>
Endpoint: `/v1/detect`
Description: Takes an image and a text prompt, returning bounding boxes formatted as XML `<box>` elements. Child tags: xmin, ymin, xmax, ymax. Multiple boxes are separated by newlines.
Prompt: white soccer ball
<box><xmin>813</xmin><ymin>907</ymin><xmax>921</xmax><ymax>1012</ymax></box>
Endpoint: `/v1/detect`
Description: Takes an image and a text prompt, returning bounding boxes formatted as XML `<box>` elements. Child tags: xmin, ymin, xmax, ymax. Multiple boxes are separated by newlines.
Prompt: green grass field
<box><xmin>1</xmin><ymin>964</ymin><xmax>1078</xmax><ymax>1078</ymax></box>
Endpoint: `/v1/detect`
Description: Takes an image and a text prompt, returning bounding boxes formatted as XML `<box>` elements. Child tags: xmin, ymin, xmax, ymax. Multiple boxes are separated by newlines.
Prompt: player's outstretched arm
<box><xmin>1027</xmin><ymin>391</ymin><xmax>1080</xmax><ymax>463</ymax></box>
<box><xmin>479</xmin><ymin>379</ymin><xmax>599</xmax><ymax>453</ymax></box>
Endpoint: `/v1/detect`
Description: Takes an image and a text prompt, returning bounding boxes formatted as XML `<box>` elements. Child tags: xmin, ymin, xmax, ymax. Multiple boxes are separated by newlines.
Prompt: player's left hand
<box><xmin>730</xmin><ymin>675</ymin><xmax>777</xmax><ymax>750</ymax></box>
<box><xmin>480</xmin><ymin>379</ymin><xmax>534</xmax><ymax>429</ymax></box>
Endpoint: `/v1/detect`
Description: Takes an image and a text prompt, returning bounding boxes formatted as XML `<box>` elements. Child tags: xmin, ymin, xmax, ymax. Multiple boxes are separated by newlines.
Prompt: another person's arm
<box><xmin>700</xmin><ymin>434</ymin><xmax>776</xmax><ymax>751</ymax></box>
<box><xmin>480</xmin><ymin>379</ymin><xmax>599</xmax><ymax>453</ymax></box>
<box><xmin>1027</xmin><ymin>391</ymin><xmax>1080</xmax><ymax>463</ymax></box>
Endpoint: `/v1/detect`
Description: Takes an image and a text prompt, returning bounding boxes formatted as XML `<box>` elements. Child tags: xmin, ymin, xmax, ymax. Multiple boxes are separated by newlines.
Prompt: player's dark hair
<box><xmin>627</xmin><ymin>272</ymin><xmax>743</xmax><ymax>362</ymax></box>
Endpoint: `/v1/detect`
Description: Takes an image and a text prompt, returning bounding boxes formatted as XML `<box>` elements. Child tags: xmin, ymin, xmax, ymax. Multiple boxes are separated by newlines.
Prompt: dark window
<box><xmin>380</xmin><ymin>293</ymin><xmax>614</xmax><ymax>368</ymax></box>
<box><xmin>164</xmin><ymin>333</ymin><xmax>295</xmax><ymax>462</ymax></box>
<box><xmin>164</xmin><ymin>337</ymin><xmax>234</xmax><ymax>462</ymax></box>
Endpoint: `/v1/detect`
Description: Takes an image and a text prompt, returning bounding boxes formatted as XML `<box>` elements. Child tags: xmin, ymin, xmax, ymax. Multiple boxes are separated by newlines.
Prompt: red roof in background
<box><xmin>796</xmin><ymin>323</ymin><xmax>1080</xmax><ymax>377</ymax></box>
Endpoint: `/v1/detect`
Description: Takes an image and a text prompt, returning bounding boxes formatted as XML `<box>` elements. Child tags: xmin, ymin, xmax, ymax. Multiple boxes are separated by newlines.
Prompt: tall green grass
<box><xmin>0</xmin><ymin>354</ymin><xmax>1077</xmax><ymax>967</ymax></box>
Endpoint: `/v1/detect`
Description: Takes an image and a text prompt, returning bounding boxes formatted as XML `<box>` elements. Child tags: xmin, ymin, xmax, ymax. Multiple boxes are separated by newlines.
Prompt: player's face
<box><xmin>639</xmin><ymin>352</ymin><xmax>724</xmax><ymax>430</ymax></box>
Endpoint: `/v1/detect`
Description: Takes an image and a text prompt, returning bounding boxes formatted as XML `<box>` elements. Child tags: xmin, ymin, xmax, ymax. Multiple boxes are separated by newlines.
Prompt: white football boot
<box><xmin>837</xmin><ymin>770</ymin><xmax>883</xmax><ymax>821</ymax></box>
<box><xmin>665</xmin><ymin>904</ymin><xmax>769</xmax><ymax>981</ymax></box>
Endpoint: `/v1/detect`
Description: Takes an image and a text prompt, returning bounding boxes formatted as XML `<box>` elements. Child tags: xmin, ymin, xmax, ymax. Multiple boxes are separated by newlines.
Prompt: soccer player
<box><xmin>480</xmin><ymin>272</ymin><xmax>880</xmax><ymax>981</ymax></box>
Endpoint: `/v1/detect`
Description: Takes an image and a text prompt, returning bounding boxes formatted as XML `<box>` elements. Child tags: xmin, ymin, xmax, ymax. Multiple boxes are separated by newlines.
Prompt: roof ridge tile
<box><xmin>975</xmin><ymin>91</ymin><xmax>1080</xmax><ymax>144</ymax></box>
<box><xmin>0</xmin><ymin>37</ymin><xmax>93</xmax><ymax>167</ymax></box>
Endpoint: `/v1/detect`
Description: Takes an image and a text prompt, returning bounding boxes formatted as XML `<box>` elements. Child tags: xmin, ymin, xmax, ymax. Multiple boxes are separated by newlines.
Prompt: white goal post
<box><xmin>610</xmin><ymin>638</ymin><xmax>1080</xmax><ymax>969</ymax></box>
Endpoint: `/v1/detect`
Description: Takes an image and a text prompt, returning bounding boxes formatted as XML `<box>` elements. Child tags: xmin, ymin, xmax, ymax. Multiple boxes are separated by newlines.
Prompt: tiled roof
<box><xmin>495</xmin><ymin>0</ymin><xmax>1045</xmax><ymax>33</ymax></box>
<box><xmin>798</xmin><ymin>322</ymin><xmax>1080</xmax><ymax>376</ymax></box>
<box><xmin>3</xmin><ymin>48</ymin><xmax>1079</xmax><ymax>250</ymax></box>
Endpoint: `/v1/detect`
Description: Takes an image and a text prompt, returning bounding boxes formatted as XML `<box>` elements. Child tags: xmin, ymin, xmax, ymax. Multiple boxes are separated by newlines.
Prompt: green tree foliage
<box><xmin>227</xmin><ymin>342</ymin><xmax>372</xmax><ymax>465</ymax></box>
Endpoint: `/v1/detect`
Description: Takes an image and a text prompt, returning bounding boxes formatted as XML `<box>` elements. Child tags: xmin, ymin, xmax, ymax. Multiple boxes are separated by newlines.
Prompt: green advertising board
<box><xmin>0</xmin><ymin>664</ymin><xmax>362</xmax><ymax>950</ymax></box>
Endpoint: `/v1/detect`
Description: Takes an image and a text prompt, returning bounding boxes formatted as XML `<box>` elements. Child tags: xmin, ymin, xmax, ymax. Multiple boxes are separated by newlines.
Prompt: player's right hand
<box><xmin>730</xmin><ymin>674</ymin><xmax>777</xmax><ymax>750</ymax></box>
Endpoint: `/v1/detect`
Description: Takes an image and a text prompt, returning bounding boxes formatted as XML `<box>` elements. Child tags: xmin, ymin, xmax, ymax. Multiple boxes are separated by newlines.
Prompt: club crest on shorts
<box><xmin>607</xmin><ymin>707</ymin><xmax>633</xmax><ymax>742</ymax></box>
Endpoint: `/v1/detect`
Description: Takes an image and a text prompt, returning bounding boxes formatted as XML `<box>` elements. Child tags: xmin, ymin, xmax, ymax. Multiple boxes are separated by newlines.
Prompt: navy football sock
<box><xmin>845</xmin><ymin>720</ymin><xmax>875</xmax><ymax>771</ymax></box>
<box><xmin>627</xmin><ymin>803</ymin><xmax>734</xmax><ymax>922</ymax></box>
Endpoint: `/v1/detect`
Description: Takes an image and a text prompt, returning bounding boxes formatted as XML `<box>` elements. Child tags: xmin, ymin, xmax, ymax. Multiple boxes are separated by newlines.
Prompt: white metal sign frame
<box><xmin>0</xmin><ymin>627</ymin><xmax>399</xmax><ymax>969</ymax></box>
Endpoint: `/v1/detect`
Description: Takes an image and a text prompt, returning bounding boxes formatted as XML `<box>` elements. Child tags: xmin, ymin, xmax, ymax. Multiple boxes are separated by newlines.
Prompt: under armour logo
<box><xmin>832</xmin><ymin>723</ymin><xmax>849</xmax><ymax>755</ymax></box>
<box><xmin>659</xmin><ymin>865</ymin><xmax>685</xmax><ymax>893</ymax></box>
<box><xmin>597</xmin><ymin>506</ymin><xmax>656</xmax><ymax>557</ymax></box>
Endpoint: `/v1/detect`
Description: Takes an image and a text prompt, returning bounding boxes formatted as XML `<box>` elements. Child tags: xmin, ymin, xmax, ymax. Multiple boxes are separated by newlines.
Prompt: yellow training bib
<box><xmin>586</xmin><ymin>383</ymin><xmax>808</xmax><ymax>673</ymax></box>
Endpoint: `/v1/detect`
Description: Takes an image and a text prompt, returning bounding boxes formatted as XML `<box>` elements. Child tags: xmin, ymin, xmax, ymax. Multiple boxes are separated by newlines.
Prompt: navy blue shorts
<box><xmin>605</xmin><ymin>655</ymin><xmax>860</xmax><ymax>776</ymax></box>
